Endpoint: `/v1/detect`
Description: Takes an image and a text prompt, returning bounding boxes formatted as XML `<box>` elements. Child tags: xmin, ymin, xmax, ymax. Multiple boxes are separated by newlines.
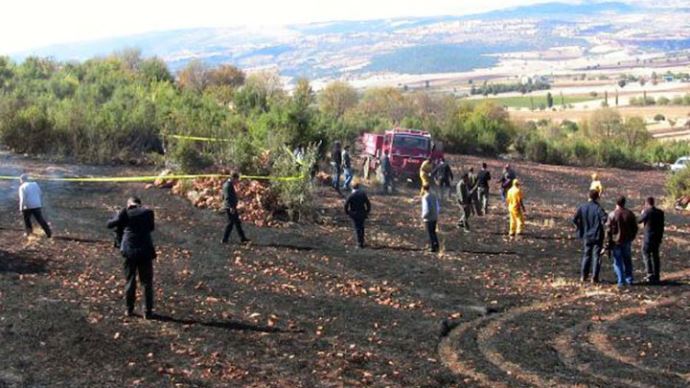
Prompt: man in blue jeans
<box><xmin>606</xmin><ymin>195</ymin><xmax>638</xmax><ymax>287</ymax></box>
<box><xmin>573</xmin><ymin>190</ymin><xmax>608</xmax><ymax>283</ymax></box>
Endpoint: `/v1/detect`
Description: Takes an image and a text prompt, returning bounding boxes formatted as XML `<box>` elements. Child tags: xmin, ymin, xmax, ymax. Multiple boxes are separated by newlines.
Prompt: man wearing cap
<box><xmin>506</xmin><ymin>179</ymin><xmax>525</xmax><ymax>237</ymax></box>
<box><xmin>18</xmin><ymin>174</ymin><xmax>52</xmax><ymax>238</ymax></box>
<box><xmin>107</xmin><ymin>197</ymin><xmax>156</xmax><ymax>318</ymax></box>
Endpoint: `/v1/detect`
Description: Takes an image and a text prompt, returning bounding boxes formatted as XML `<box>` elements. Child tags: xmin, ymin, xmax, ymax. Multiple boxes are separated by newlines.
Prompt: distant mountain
<box><xmin>10</xmin><ymin>1</ymin><xmax>686</xmax><ymax>83</ymax></box>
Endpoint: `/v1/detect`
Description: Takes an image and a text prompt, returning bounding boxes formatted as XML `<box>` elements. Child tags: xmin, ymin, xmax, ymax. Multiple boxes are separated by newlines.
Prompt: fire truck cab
<box><xmin>360</xmin><ymin>128</ymin><xmax>443</xmax><ymax>181</ymax></box>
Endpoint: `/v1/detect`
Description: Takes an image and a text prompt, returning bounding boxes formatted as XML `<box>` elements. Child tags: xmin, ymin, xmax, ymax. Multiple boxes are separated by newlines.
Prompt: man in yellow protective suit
<box><xmin>590</xmin><ymin>173</ymin><xmax>603</xmax><ymax>196</ymax></box>
<box><xmin>419</xmin><ymin>158</ymin><xmax>434</xmax><ymax>196</ymax></box>
<box><xmin>506</xmin><ymin>179</ymin><xmax>526</xmax><ymax>237</ymax></box>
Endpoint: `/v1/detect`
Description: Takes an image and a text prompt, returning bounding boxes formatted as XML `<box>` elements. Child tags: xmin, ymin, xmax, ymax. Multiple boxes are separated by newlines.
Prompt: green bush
<box><xmin>525</xmin><ymin>138</ymin><xmax>549</xmax><ymax>163</ymax></box>
<box><xmin>666</xmin><ymin>167</ymin><xmax>690</xmax><ymax>199</ymax></box>
<box><xmin>269</xmin><ymin>144</ymin><xmax>318</xmax><ymax>222</ymax></box>
<box><xmin>169</xmin><ymin>141</ymin><xmax>213</xmax><ymax>173</ymax></box>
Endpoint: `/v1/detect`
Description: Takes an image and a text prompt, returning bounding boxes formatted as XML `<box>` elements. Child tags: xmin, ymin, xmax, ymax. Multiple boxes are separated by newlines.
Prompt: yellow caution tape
<box><xmin>0</xmin><ymin>173</ymin><xmax>302</xmax><ymax>182</ymax></box>
<box><xmin>167</xmin><ymin>134</ymin><xmax>231</xmax><ymax>142</ymax></box>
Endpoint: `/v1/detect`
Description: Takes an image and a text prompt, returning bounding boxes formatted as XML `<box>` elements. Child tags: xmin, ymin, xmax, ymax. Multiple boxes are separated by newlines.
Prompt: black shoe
<box><xmin>221</xmin><ymin>239</ymin><xmax>228</xmax><ymax>244</ymax></box>
<box><xmin>591</xmin><ymin>278</ymin><xmax>600</xmax><ymax>284</ymax></box>
<box><xmin>144</xmin><ymin>311</ymin><xmax>154</xmax><ymax>320</ymax></box>
<box><xmin>240</xmin><ymin>238</ymin><xmax>251</xmax><ymax>244</ymax></box>
<box><xmin>125</xmin><ymin>309</ymin><xmax>134</xmax><ymax>318</ymax></box>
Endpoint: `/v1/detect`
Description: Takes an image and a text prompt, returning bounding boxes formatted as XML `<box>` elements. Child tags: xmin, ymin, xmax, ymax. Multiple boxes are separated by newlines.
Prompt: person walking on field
<box><xmin>500</xmin><ymin>164</ymin><xmax>516</xmax><ymax>203</ymax></box>
<box><xmin>420</xmin><ymin>158</ymin><xmax>434</xmax><ymax>196</ymax></box>
<box><xmin>606</xmin><ymin>196</ymin><xmax>638</xmax><ymax>287</ymax></box>
<box><xmin>221</xmin><ymin>172</ymin><xmax>250</xmax><ymax>245</ymax></box>
<box><xmin>344</xmin><ymin>181</ymin><xmax>371</xmax><ymax>249</ymax></box>
<box><xmin>380</xmin><ymin>151</ymin><xmax>394</xmax><ymax>195</ymax></box>
<box><xmin>107</xmin><ymin>197</ymin><xmax>156</xmax><ymax>319</ymax></box>
<box><xmin>456</xmin><ymin>173</ymin><xmax>472</xmax><ymax>232</ymax></box>
<box><xmin>18</xmin><ymin>174</ymin><xmax>52</xmax><ymax>238</ymax></box>
<box><xmin>506</xmin><ymin>179</ymin><xmax>525</xmax><ymax>238</ymax></box>
<box><xmin>590</xmin><ymin>173</ymin><xmax>603</xmax><ymax>196</ymax></box>
<box><xmin>573</xmin><ymin>190</ymin><xmax>608</xmax><ymax>283</ymax></box>
<box><xmin>432</xmin><ymin>158</ymin><xmax>453</xmax><ymax>201</ymax></box>
<box><xmin>331</xmin><ymin>141</ymin><xmax>342</xmax><ymax>192</ymax></box>
<box><xmin>476</xmin><ymin>163</ymin><xmax>492</xmax><ymax>215</ymax></box>
<box><xmin>638</xmin><ymin>197</ymin><xmax>665</xmax><ymax>285</ymax></box>
<box><xmin>421</xmin><ymin>184</ymin><xmax>440</xmax><ymax>252</ymax></box>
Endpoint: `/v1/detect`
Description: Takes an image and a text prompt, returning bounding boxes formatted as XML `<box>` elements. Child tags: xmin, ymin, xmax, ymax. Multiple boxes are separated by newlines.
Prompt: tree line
<box><xmin>0</xmin><ymin>51</ymin><xmax>688</xmax><ymax>174</ymax></box>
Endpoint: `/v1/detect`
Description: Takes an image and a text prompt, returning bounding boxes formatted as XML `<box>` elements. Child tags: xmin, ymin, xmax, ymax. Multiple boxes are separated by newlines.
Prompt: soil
<box><xmin>1</xmin><ymin>151</ymin><xmax>689</xmax><ymax>387</ymax></box>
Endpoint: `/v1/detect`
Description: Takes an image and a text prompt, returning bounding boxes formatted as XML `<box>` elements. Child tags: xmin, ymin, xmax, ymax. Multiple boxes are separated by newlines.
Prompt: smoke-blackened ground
<box><xmin>1</xmin><ymin>152</ymin><xmax>689</xmax><ymax>387</ymax></box>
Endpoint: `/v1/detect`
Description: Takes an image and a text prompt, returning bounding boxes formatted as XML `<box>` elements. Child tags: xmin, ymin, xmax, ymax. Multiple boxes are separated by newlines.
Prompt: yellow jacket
<box><xmin>507</xmin><ymin>181</ymin><xmax>523</xmax><ymax>212</ymax></box>
<box><xmin>420</xmin><ymin>160</ymin><xmax>433</xmax><ymax>183</ymax></box>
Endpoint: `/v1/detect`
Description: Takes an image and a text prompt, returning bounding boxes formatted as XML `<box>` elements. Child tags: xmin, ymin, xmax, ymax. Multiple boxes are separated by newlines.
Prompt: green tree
<box><xmin>318</xmin><ymin>81</ymin><xmax>358</xmax><ymax>120</ymax></box>
<box><xmin>546</xmin><ymin>92</ymin><xmax>554</xmax><ymax>108</ymax></box>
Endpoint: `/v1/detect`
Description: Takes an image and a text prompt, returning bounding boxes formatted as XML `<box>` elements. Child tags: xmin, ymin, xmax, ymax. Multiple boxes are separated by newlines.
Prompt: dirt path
<box><xmin>1</xmin><ymin>152</ymin><xmax>689</xmax><ymax>386</ymax></box>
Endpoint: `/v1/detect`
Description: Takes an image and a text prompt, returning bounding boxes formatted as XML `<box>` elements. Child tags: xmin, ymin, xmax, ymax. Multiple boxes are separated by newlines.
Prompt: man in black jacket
<box><xmin>638</xmin><ymin>197</ymin><xmax>665</xmax><ymax>284</ymax></box>
<box><xmin>344</xmin><ymin>182</ymin><xmax>371</xmax><ymax>248</ymax></box>
<box><xmin>107</xmin><ymin>197</ymin><xmax>156</xmax><ymax>318</ymax></box>
<box><xmin>476</xmin><ymin>163</ymin><xmax>492</xmax><ymax>215</ymax></box>
<box><xmin>222</xmin><ymin>172</ymin><xmax>250</xmax><ymax>244</ymax></box>
<box><xmin>573</xmin><ymin>190</ymin><xmax>608</xmax><ymax>283</ymax></box>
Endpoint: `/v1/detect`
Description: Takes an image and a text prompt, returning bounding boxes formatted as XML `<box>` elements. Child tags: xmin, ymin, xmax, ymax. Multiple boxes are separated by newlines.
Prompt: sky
<box><xmin>0</xmin><ymin>0</ymin><xmax>561</xmax><ymax>53</ymax></box>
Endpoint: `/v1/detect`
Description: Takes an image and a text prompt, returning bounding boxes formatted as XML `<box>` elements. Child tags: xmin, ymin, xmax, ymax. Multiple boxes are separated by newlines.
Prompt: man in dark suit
<box><xmin>107</xmin><ymin>197</ymin><xmax>156</xmax><ymax>318</ymax></box>
<box><xmin>221</xmin><ymin>172</ymin><xmax>250</xmax><ymax>244</ymax></box>
<box><xmin>344</xmin><ymin>182</ymin><xmax>371</xmax><ymax>249</ymax></box>
<box><xmin>638</xmin><ymin>197</ymin><xmax>665</xmax><ymax>284</ymax></box>
<box><xmin>573</xmin><ymin>190</ymin><xmax>608</xmax><ymax>283</ymax></box>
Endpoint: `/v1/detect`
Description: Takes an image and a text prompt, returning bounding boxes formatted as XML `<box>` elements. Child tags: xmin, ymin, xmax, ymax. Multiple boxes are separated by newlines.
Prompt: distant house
<box><xmin>664</xmin><ymin>74</ymin><xmax>675</xmax><ymax>82</ymax></box>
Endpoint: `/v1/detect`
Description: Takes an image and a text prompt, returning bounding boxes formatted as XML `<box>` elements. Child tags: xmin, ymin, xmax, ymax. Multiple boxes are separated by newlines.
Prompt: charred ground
<box><xmin>1</xmin><ymin>152</ymin><xmax>689</xmax><ymax>387</ymax></box>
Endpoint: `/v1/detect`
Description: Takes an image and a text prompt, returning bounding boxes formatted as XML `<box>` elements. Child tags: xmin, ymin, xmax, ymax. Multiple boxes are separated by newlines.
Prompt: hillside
<box><xmin>11</xmin><ymin>1</ymin><xmax>690</xmax><ymax>84</ymax></box>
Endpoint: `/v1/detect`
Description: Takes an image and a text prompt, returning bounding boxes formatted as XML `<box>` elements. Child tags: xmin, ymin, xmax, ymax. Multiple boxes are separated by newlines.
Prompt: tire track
<box><xmin>439</xmin><ymin>269</ymin><xmax>690</xmax><ymax>387</ymax></box>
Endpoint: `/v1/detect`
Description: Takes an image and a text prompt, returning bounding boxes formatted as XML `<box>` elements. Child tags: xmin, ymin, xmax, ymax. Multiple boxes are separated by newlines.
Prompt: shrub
<box><xmin>654</xmin><ymin>114</ymin><xmax>666</xmax><ymax>122</ymax></box>
<box><xmin>169</xmin><ymin>141</ymin><xmax>213</xmax><ymax>173</ymax></box>
<box><xmin>666</xmin><ymin>167</ymin><xmax>690</xmax><ymax>199</ymax></box>
<box><xmin>269</xmin><ymin>144</ymin><xmax>318</xmax><ymax>222</ymax></box>
<box><xmin>525</xmin><ymin>138</ymin><xmax>549</xmax><ymax>163</ymax></box>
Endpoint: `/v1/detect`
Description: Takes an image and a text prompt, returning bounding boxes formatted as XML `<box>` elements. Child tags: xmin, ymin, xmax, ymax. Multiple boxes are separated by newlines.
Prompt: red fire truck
<box><xmin>360</xmin><ymin>128</ymin><xmax>443</xmax><ymax>181</ymax></box>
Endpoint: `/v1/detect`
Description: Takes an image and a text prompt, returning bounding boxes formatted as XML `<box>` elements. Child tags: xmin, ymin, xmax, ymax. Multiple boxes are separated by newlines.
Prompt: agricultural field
<box><xmin>471</xmin><ymin>94</ymin><xmax>596</xmax><ymax>109</ymax></box>
<box><xmin>1</xmin><ymin>151</ymin><xmax>689</xmax><ymax>386</ymax></box>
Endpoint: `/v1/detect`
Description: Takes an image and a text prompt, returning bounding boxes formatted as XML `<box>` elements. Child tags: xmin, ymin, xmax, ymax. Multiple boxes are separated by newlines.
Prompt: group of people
<box><xmin>574</xmin><ymin>175</ymin><xmax>665</xmax><ymax>287</ymax></box>
<box><xmin>330</xmin><ymin>141</ymin><xmax>354</xmax><ymax>193</ymax></box>
<box><xmin>341</xmin><ymin>156</ymin><xmax>526</xmax><ymax>254</ymax></box>
<box><xmin>13</xmin><ymin>160</ymin><xmax>668</xmax><ymax>319</ymax></box>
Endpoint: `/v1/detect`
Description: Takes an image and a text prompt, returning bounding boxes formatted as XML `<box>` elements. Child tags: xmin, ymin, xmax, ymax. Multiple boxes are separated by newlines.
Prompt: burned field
<box><xmin>1</xmin><ymin>153</ymin><xmax>689</xmax><ymax>387</ymax></box>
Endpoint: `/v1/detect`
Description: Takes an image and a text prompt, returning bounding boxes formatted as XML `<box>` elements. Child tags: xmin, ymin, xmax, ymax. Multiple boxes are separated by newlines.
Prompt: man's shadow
<box><xmin>149</xmin><ymin>314</ymin><xmax>302</xmax><ymax>334</ymax></box>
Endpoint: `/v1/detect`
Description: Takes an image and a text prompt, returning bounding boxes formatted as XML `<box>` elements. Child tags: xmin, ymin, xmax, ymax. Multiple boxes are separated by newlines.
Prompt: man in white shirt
<box><xmin>18</xmin><ymin>174</ymin><xmax>52</xmax><ymax>238</ymax></box>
